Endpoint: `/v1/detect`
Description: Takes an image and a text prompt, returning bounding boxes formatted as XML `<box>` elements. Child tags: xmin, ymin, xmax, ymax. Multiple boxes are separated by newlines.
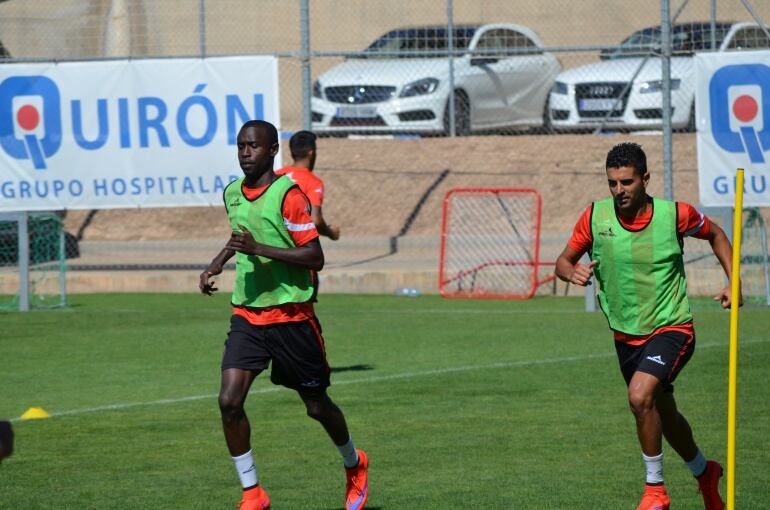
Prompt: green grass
<box><xmin>1</xmin><ymin>294</ymin><xmax>769</xmax><ymax>509</ymax></box>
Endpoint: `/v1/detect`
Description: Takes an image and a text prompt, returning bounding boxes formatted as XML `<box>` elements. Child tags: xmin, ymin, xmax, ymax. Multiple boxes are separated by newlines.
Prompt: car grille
<box><xmin>330</xmin><ymin>116</ymin><xmax>387</xmax><ymax>127</ymax></box>
<box><xmin>324</xmin><ymin>86</ymin><xmax>396</xmax><ymax>104</ymax></box>
<box><xmin>575</xmin><ymin>82</ymin><xmax>629</xmax><ymax>118</ymax></box>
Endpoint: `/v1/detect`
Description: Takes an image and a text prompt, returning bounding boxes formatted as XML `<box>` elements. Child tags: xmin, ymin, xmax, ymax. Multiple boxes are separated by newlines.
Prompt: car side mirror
<box><xmin>471</xmin><ymin>56</ymin><xmax>498</xmax><ymax>66</ymax></box>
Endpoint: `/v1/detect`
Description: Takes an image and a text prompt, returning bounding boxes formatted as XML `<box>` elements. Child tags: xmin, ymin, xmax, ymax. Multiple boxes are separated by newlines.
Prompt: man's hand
<box><xmin>225</xmin><ymin>224</ymin><xmax>262</xmax><ymax>256</ymax></box>
<box><xmin>328</xmin><ymin>224</ymin><xmax>340</xmax><ymax>241</ymax></box>
<box><xmin>199</xmin><ymin>263</ymin><xmax>223</xmax><ymax>296</ymax></box>
<box><xmin>569</xmin><ymin>260</ymin><xmax>597</xmax><ymax>286</ymax></box>
<box><xmin>714</xmin><ymin>284</ymin><xmax>743</xmax><ymax>309</ymax></box>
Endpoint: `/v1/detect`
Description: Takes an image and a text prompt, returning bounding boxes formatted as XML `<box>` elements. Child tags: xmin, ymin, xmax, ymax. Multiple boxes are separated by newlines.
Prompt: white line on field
<box><xmin>10</xmin><ymin>338</ymin><xmax>768</xmax><ymax>423</ymax></box>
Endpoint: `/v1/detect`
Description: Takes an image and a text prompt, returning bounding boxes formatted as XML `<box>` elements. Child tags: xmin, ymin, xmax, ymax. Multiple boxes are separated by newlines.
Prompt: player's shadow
<box><xmin>330</xmin><ymin>364</ymin><xmax>375</xmax><ymax>373</ymax></box>
<box><xmin>322</xmin><ymin>507</ymin><xmax>383</xmax><ymax>510</ymax></box>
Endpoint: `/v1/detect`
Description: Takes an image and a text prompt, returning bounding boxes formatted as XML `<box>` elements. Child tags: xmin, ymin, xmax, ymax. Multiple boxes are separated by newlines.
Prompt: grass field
<box><xmin>1</xmin><ymin>294</ymin><xmax>769</xmax><ymax>509</ymax></box>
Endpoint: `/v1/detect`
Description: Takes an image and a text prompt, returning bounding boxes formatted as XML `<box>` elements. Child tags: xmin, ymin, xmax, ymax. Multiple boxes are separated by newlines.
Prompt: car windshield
<box><xmin>360</xmin><ymin>26</ymin><xmax>478</xmax><ymax>59</ymax></box>
<box><xmin>604</xmin><ymin>23</ymin><xmax>732</xmax><ymax>59</ymax></box>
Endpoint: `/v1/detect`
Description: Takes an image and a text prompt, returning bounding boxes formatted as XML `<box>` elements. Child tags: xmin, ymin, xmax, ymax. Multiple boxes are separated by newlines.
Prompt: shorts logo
<box><xmin>646</xmin><ymin>355</ymin><xmax>666</xmax><ymax>366</ymax></box>
<box><xmin>709</xmin><ymin>63</ymin><xmax>770</xmax><ymax>164</ymax></box>
<box><xmin>301</xmin><ymin>379</ymin><xmax>320</xmax><ymax>388</ymax></box>
<box><xmin>0</xmin><ymin>75</ymin><xmax>62</xmax><ymax>170</ymax></box>
<box><xmin>229</xmin><ymin>197</ymin><xmax>242</xmax><ymax>207</ymax></box>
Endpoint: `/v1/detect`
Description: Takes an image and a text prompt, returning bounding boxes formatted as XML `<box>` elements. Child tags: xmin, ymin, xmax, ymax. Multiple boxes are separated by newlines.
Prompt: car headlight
<box><xmin>399</xmin><ymin>78</ymin><xmax>439</xmax><ymax>98</ymax></box>
<box><xmin>313</xmin><ymin>80</ymin><xmax>323</xmax><ymax>99</ymax></box>
<box><xmin>552</xmin><ymin>81</ymin><xmax>568</xmax><ymax>95</ymax></box>
<box><xmin>639</xmin><ymin>79</ymin><xmax>681</xmax><ymax>94</ymax></box>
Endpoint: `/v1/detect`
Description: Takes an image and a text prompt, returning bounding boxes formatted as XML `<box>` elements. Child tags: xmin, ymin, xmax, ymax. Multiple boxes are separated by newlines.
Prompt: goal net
<box><xmin>0</xmin><ymin>212</ymin><xmax>68</xmax><ymax>311</ymax></box>
<box><xmin>439</xmin><ymin>188</ymin><xmax>549</xmax><ymax>299</ymax></box>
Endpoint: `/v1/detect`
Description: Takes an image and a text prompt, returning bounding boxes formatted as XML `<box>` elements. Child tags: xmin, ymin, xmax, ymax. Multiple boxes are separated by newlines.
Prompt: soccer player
<box><xmin>555</xmin><ymin>142</ymin><xmax>738</xmax><ymax>510</ymax></box>
<box><xmin>275</xmin><ymin>130</ymin><xmax>341</xmax><ymax>240</ymax></box>
<box><xmin>199</xmin><ymin>120</ymin><xmax>368</xmax><ymax>510</ymax></box>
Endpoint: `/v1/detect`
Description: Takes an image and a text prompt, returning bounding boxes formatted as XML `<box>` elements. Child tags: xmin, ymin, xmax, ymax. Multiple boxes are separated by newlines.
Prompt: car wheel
<box><xmin>531</xmin><ymin>95</ymin><xmax>553</xmax><ymax>134</ymax></box>
<box><xmin>443</xmin><ymin>91</ymin><xmax>471</xmax><ymax>136</ymax></box>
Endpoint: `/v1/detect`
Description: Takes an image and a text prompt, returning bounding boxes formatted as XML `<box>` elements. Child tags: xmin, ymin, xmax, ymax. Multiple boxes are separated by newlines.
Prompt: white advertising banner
<box><xmin>695</xmin><ymin>50</ymin><xmax>770</xmax><ymax>206</ymax></box>
<box><xmin>0</xmin><ymin>56</ymin><xmax>280</xmax><ymax>211</ymax></box>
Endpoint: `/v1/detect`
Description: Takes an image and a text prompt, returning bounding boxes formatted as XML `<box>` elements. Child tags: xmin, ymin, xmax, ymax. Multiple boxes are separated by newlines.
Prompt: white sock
<box><xmin>232</xmin><ymin>449</ymin><xmax>258</xmax><ymax>489</ymax></box>
<box><xmin>336</xmin><ymin>437</ymin><xmax>359</xmax><ymax>468</ymax></box>
<box><xmin>643</xmin><ymin>452</ymin><xmax>664</xmax><ymax>485</ymax></box>
<box><xmin>686</xmin><ymin>448</ymin><xmax>707</xmax><ymax>477</ymax></box>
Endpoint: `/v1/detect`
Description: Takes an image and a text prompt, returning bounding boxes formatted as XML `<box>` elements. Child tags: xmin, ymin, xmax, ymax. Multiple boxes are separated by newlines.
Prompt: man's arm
<box><xmin>702</xmin><ymin>221</ymin><xmax>742</xmax><ymax>308</ymax></box>
<box><xmin>555</xmin><ymin>244</ymin><xmax>596</xmax><ymax>286</ymax></box>
<box><xmin>311</xmin><ymin>205</ymin><xmax>340</xmax><ymax>240</ymax></box>
<box><xmin>226</xmin><ymin>224</ymin><xmax>324</xmax><ymax>271</ymax></box>
<box><xmin>199</xmin><ymin>246</ymin><xmax>236</xmax><ymax>295</ymax></box>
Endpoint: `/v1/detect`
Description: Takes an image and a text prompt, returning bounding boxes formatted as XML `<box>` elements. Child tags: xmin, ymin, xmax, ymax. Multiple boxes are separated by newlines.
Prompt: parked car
<box><xmin>548</xmin><ymin>22</ymin><xmax>770</xmax><ymax>132</ymax></box>
<box><xmin>311</xmin><ymin>24</ymin><xmax>561</xmax><ymax>135</ymax></box>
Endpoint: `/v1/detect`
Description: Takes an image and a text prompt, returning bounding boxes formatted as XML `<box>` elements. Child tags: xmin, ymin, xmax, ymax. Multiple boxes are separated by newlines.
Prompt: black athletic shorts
<box><xmin>615</xmin><ymin>329</ymin><xmax>695</xmax><ymax>393</ymax></box>
<box><xmin>221</xmin><ymin>314</ymin><xmax>330</xmax><ymax>395</ymax></box>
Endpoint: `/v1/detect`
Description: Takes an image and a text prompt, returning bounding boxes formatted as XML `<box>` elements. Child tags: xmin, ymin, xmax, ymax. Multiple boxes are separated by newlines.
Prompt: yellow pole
<box><xmin>726</xmin><ymin>168</ymin><xmax>744</xmax><ymax>510</ymax></box>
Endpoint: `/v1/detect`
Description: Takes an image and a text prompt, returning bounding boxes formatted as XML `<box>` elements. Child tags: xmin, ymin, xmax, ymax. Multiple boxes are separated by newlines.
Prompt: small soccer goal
<box><xmin>0</xmin><ymin>212</ymin><xmax>68</xmax><ymax>311</ymax></box>
<box><xmin>439</xmin><ymin>188</ymin><xmax>554</xmax><ymax>299</ymax></box>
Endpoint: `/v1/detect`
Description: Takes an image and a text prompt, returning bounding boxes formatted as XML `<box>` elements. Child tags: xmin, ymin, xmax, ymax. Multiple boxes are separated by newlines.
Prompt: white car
<box><xmin>311</xmin><ymin>24</ymin><xmax>561</xmax><ymax>135</ymax></box>
<box><xmin>548</xmin><ymin>22</ymin><xmax>770</xmax><ymax>132</ymax></box>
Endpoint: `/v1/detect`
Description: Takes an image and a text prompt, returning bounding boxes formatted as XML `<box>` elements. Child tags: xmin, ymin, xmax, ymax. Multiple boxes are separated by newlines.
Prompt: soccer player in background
<box><xmin>555</xmin><ymin>142</ymin><xmax>738</xmax><ymax>510</ymax></box>
<box><xmin>276</xmin><ymin>130</ymin><xmax>341</xmax><ymax>240</ymax></box>
<box><xmin>199</xmin><ymin>120</ymin><xmax>368</xmax><ymax>510</ymax></box>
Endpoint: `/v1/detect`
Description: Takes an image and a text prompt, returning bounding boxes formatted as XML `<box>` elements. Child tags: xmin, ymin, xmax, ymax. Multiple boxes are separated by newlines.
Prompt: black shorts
<box><xmin>615</xmin><ymin>330</ymin><xmax>695</xmax><ymax>392</ymax></box>
<box><xmin>221</xmin><ymin>315</ymin><xmax>330</xmax><ymax>395</ymax></box>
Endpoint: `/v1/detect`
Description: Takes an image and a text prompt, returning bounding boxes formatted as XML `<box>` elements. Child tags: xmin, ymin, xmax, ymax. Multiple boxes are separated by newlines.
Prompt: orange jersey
<box><xmin>275</xmin><ymin>166</ymin><xmax>325</xmax><ymax>207</ymax></box>
<box><xmin>567</xmin><ymin>200</ymin><xmax>711</xmax><ymax>345</ymax></box>
<box><xmin>232</xmin><ymin>179</ymin><xmax>319</xmax><ymax>326</ymax></box>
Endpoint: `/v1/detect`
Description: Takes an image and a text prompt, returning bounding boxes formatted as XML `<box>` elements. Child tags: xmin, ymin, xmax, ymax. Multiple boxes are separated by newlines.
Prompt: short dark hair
<box><xmin>240</xmin><ymin>120</ymin><xmax>278</xmax><ymax>146</ymax></box>
<box><xmin>605</xmin><ymin>142</ymin><xmax>647</xmax><ymax>176</ymax></box>
<box><xmin>289</xmin><ymin>130</ymin><xmax>317</xmax><ymax>159</ymax></box>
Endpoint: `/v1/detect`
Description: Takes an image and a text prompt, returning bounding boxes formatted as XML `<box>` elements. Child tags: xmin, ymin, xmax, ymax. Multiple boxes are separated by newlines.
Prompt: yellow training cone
<box><xmin>20</xmin><ymin>407</ymin><xmax>51</xmax><ymax>420</ymax></box>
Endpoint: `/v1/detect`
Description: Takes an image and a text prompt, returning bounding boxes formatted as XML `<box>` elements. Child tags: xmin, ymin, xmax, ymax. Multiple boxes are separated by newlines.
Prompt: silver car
<box><xmin>311</xmin><ymin>24</ymin><xmax>561</xmax><ymax>135</ymax></box>
<box><xmin>548</xmin><ymin>22</ymin><xmax>770</xmax><ymax>132</ymax></box>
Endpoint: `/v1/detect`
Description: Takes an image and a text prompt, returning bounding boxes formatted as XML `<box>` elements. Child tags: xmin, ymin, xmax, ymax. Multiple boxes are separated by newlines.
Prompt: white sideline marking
<box><xmin>10</xmin><ymin>338</ymin><xmax>767</xmax><ymax>423</ymax></box>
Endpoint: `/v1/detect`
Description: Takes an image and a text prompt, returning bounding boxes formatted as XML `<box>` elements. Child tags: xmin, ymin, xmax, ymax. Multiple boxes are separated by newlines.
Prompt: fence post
<box><xmin>301</xmin><ymin>0</ymin><xmax>311</xmax><ymax>131</ymax></box>
<box><xmin>198</xmin><ymin>0</ymin><xmax>206</xmax><ymax>57</ymax></box>
<box><xmin>59</xmin><ymin>219</ymin><xmax>67</xmax><ymax>307</ymax></box>
<box><xmin>661</xmin><ymin>0</ymin><xmax>673</xmax><ymax>200</ymax></box>
<box><xmin>447</xmin><ymin>0</ymin><xmax>456</xmax><ymax>137</ymax></box>
<box><xmin>710</xmin><ymin>0</ymin><xmax>717</xmax><ymax>50</ymax></box>
<box><xmin>18</xmin><ymin>212</ymin><xmax>29</xmax><ymax>312</ymax></box>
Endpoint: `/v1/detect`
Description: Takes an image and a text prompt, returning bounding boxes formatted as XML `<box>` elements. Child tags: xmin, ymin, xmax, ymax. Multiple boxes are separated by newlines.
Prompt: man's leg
<box><xmin>220</xmin><ymin>368</ymin><xmax>258</xmax><ymax>456</ymax></box>
<box><xmin>628</xmin><ymin>371</ymin><xmax>664</xmax><ymax>458</ymax></box>
<box><xmin>300</xmin><ymin>391</ymin><xmax>369</xmax><ymax>510</ymax></box>
<box><xmin>627</xmin><ymin>371</ymin><xmax>670</xmax><ymax>510</ymax></box>
<box><xmin>657</xmin><ymin>391</ymin><xmax>725</xmax><ymax>510</ymax></box>
<box><xmin>220</xmin><ymin>368</ymin><xmax>270</xmax><ymax>509</ymax></box>
<box><xmin>299</xmin><ymin>391</ymin><xmax>356</xmax><ymax>464</ymax></box>
<box><xmin>655</xmin><ymin>391</ymin><xmax>696</xmax><ymax>461</ymax></box>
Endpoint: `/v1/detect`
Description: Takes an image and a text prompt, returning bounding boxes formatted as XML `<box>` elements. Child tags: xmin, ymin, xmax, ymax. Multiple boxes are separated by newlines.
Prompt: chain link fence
<box><xmin>0</xmin><ymin>212</ymin><xmax>70</xmax><ymax>309</ymax></box>
<box><xmin>0</xmin><ymin>0</ymin><xmax>768</xmax><ymax>297</ymax></box>
<box><xmin>1</xmin><ymin>0</ymin><xmax>768</xmax><ymax>134</ymax></box>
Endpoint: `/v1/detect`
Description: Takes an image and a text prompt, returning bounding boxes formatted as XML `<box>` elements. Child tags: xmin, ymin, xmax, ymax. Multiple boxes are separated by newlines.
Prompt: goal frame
<box><xmin>439</xmin><ymin>187</ymin><xmax>551</xmax><ymax>300</ymax></box>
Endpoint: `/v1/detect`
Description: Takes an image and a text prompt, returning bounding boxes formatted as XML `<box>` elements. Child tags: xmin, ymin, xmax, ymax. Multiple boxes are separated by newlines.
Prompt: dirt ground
<box><xmin>63</xmin><ymin>132</ymin><xmax>720</xmax><ymax>242</ymax></box>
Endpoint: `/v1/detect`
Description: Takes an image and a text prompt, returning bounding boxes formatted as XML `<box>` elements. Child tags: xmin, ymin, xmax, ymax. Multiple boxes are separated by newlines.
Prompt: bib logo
<box><xmin>709</xmin><ymin>63</ymin><xmax>770</xmax><ymax>164</ymax></box>
<box><xmin>0</xmin><ymin>76</ymin><xmax>62</xmax><ymax>170</ymax></box>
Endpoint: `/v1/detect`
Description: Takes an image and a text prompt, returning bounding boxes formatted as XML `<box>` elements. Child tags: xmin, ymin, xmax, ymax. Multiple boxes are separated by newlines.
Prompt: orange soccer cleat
<box><xmin>697</xmin><ymin>460</ymin><xmax>725</xmax><ymax>510</ymax></box>
<box><xmin>345</xmin><ymin>449</ymin><xmax>369</xmax><ymax>510</ymax></box>
<box><xmin>636</xmin><ymin>484</ymin><xmax>670</xmax><ymax>510</ymax></box>
<box><xmin>238</xmin><ymin>485</ymin><xmax>270</xmax><ymax>510</ymax></box>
